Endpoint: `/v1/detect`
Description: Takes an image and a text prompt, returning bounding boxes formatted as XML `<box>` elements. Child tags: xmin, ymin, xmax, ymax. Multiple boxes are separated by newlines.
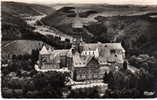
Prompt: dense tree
<box><xmin>68</xmin><ymin>87</ymin><xmax>99</xmax><ymax>98</ymax></box>
<box><xmin>30</xmin><ymin>71</ymin><xmax>70</xmax><ymax>98</ymax></box>
<box><xmin>103</xmin><ymin>61</ymin><xmax>154</xmax><ymax>98</ymax></box>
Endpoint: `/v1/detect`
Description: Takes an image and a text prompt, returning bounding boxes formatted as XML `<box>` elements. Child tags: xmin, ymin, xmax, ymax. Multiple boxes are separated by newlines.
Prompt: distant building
<box><xmin>37</xmin><ymin>10</ymin><xmax>125</xmax><ymax>82</ymax></box>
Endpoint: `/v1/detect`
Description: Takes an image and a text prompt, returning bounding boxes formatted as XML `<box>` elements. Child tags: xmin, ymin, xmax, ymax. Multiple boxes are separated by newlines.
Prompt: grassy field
<box><xmin>2</xmin><ymin>40</ymin><xmax>51</xmax><ymax>57</ymax></box>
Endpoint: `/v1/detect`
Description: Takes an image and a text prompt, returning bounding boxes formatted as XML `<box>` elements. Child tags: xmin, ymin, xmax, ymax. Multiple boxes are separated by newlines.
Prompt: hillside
<box><xmin>2</xmin><ymin>11</ymin><xmax>35</xmax><ymax>40</ymax></box>
<box><xmin>2</xmin><ymin>2</ymin><xmax>157</xmax><ymax>55</ymax></box>
<box><xmin>41</xmin><ymin>4</ymin><xmax>157</xmax><ymax>54</ymax></box>
<box><xmin>94</xmin><ymin>15</ymin><xmax>157</xmax><ymax>50</ymax></box>
<box><xmin>1</xmin><ymin>1</ymin><xmax>54</xmax><ymax>40</ymax></box>
<box><xmin>1</xmin><ymin>39</ymin><xmax>67</xmax><ymax>60</ymax></box>
<box><xmin>2</xmin><ymin>40</ymin><xmax>45</xmax><ymax>57</ymax></box>
<box><xmin>41</xmin><ymin>4</ymin><xmax>157</xmax><ymax>28</ymax></box>
<box><xmin>2</xmin><ymin>1</ymin><xmax>54</xmax><ymax>16</ymax></box>
<box><xmin>89</xmin><ymin>15</ymin><xmax>157</xmax><ymax>55</ymax></box>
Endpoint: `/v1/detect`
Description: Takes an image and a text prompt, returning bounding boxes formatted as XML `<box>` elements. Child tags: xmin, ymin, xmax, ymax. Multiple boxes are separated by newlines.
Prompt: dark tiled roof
<box><xmin>73</xmin><ymin>53</ymin><xmax>95</xmax><ymax>67</ymax></box>
<box><xmin>82</xmin><ymin>43</ymin><xmax>125</xmax><ymax>51</ymax></box>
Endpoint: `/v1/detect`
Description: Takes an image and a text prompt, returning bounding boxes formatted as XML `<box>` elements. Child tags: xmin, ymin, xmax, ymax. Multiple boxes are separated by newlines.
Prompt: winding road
<box><xmin>22</xmin><ymin>13</ymin><xmax>73</xmax><ymax>42</ymax></box>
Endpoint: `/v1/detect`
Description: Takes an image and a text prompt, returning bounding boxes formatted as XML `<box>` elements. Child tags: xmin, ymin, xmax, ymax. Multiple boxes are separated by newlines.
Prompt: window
<box><xmin>85</xmin><ymin>52</ymin><xmax>87</xmax><ymax>55</ymax></box>
<box><xmin>82</xmin><ymin>75</ymin><xmax>85</xmax><ymax>79</ymax></box>
<box><xmin>41</xmin><ymin>56</ymin><xmax>47</xmax><ymax>63</ymax></box>
<box><xmin>88</xmin><ymin>74</ymin><xmax>92</xmax><ymax>79</ymax></box>
<box><xmin>94</xmin><ymin>74</ymin><xmax>97</xmax><ymax>78</ymax></box>
<box><xmin>110</xmin><ymin>49</ymin><xmax>116</xmax><ymax>54</ymax></box>
<box><xmin>79</xmin><ymin>75</ymin><xmax>82</xmax><ymax>79</ymax></box>
<box><xmin>119</xmin><ymin>50</ymin><xmax>122</xmax><ymax>54</ymax></box>
<box><xmin>118</xmin><ymin>50</ymin><xmax>122</xmax><ymax>54</ymax></box>
<box><xmin>77</xmin><ymin>75</ymin><xmax>80</xmax><ymax>79</ymax></box>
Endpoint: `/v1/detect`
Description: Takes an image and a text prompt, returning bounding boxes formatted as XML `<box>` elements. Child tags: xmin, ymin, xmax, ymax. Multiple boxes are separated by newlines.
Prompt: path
<box><xmin>21</xmin><ymin>10</ymin><xmax>74</xmax><ymax>42</ymax></box>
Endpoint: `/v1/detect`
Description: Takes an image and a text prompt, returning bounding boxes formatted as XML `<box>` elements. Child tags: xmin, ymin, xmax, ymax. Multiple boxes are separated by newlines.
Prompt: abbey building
<box><xmin>37</xmin><ymin>11</ymin><xmax>125</xmax><ymax>82</ymax></box>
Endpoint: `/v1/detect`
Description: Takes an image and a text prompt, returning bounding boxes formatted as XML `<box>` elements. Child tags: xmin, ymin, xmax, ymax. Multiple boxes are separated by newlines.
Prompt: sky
<box><xmin>2</xmin><ymin>0</ymin><xmax>157</xmax><ymax>5</ymax></box>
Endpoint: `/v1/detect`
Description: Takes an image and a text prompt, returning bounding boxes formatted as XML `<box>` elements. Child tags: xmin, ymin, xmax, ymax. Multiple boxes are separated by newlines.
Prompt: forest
<box><xmin>2</xmin><ymin>50</ymin><xmax>157</xmax><ymax>98</ymax></box>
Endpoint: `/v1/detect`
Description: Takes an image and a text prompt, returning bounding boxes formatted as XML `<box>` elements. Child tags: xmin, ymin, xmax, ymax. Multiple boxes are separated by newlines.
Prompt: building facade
<box><xmin>38</xmin><ymin>40</ymin><xmax>125</xmax><ymax>81</ymax></box>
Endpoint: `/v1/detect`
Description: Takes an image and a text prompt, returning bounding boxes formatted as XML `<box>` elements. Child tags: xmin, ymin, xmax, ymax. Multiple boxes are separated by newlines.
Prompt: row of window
<box><xmin>83</xmin><ymin>51</ymin><xmax>95</xmax><ymax>55</ymax></box>
<box><xmin>110</xmin><ymin>49</ymin><xmax>122</xmax><ymax>54</ymax></box>
<box><xmin>99</xmin><ymin>61</ymin><xmax>106</xmax><ymax>63</ymax></box>
<box><xmin>75</xmin><ymin>62</ymin><xmax>86</xmax><ymax>65</ymax></box>
<box><xmin>41</xmin><ymin>64</ymin><xmax>59</xmax><ymax>69</ymax></box>
<box><xmin>87</xmin><ymin>45</ymin><xmax>108</xmax><ymax>50</ymax></box>
<box><xmin>76</xmin><ymin>73</ymin><xmax>101</xmax><ymax>80</ymax></box>
<box><xmin>77</xmin><ymin>69</ymin><xmax>98</xmax><ymax>75</ymax></box>
<box><xmin>83</xmin><ymin>49</ymin><xmax>122</xmax><ymax>55</ymax></box>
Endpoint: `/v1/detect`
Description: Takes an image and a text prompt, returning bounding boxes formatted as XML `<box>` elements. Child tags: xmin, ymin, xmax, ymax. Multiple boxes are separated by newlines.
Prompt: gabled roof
<box><xmin>50</xmin><ymin>49</ymin><xmax>69</xmax><ymax>56</ymax></box>
<box><xmin>39</xmin><ymin>46</ymin><xmax>49</xmax><ymax>54</ymax></box>
<box><xmin>82</xmin><ymin>44</ymin><xmax>98</xmax><ymax>51</ymax></box>
<box><xmin>104</xmin><ymin>43</ymin><xmax>125</xmax><ymax>50</ymax></box>
<box><xmin>49</xmin><ymin>49</ymin><xmax>69</xmax><ymax>61</ymax></box>
<box><xmin>73</xmin><ymin>53</ymin><xmax>95</xmax><ymax>67</ymax></box>
<box><xmin>82</xmin><ymin>43</ymin><xmax>125</xmax><ymax>52</ymax></box>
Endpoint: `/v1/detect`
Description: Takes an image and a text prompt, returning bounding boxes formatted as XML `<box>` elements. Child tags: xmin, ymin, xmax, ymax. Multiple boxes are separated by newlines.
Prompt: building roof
<box><xmin>50</xmin><ymin>50</ymin><xmax>69</xmax><ymax>56</ymax></box>
<box><xmin>104</xmin><ymin>43</ymin><xmax>125</xmax><ymax>51</ymax></box>
<box><xmin>81</xmin><ymin>43</ymin><xmax>125</xmax><ymax>64</ymax></box>
<box><xmin>49</xmin><ymin>49</ymin><xmax>69</xmax><ymax>63</ymax></box>
<box><xmin>39</xmin><ymin>46</ymin><xmax>49</xmax><ymax>54</ymax></box>
<box><xmin>82</xmin><ymin>43</ymin><xmax>125</xmax><ymax>52</ymax></box>
<box><xmin>73</xmin><ymin>53</ymin><xmax>95</xmax><ymax>67</ymax></box>
<box><xmin>82</xmin><ymin>44</ymin><xmax>98</xmax><ymax>51</ymax></box>
<box><xmin>39</xmin><ymin>42</ymin><xmax>125</xmax><ymax>69</ymax></box>
<box><xmin>67</xmin><ymin>49</ymin><xmax>73</xmax><ymax>57</ymax></box>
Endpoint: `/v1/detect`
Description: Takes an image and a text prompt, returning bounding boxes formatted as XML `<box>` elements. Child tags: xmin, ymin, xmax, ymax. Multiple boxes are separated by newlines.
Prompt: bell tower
<box><xmin>72</xmin><ymin>8</ymin><xmax>83</xmax><ymax>53</ymax></box>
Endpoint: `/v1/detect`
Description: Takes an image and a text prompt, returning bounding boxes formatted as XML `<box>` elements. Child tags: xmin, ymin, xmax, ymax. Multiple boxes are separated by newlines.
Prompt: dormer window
<box><xmin>110</xmin><ymin>49</ymin><xmax>116</xmax><ymax>54</ymax></box>
<box><xmin>85</xmin><ymin>52</ymin><xmax>87</xmax><ymax>55</ymax></box>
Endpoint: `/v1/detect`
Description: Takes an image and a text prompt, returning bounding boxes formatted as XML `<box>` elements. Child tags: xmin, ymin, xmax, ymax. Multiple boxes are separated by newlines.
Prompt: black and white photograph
<box><xmin>1</xmin><ymin>0</ymin><xmax>157</xmax><ymax>98</ymax></box>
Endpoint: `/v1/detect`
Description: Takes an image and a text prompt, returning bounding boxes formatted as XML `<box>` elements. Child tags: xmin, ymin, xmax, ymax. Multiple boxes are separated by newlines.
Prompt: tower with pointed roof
<box><xmin>72</xmin><ymin>8</ymin><xmax>84</xmax><ymax>54</ymax></box>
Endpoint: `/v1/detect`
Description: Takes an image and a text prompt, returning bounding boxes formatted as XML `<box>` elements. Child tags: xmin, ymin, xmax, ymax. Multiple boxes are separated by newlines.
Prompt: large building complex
<box><xmin>37</xmin><ymin>10</ymin><xmax>125</xmax><ymax>82</ymax></box>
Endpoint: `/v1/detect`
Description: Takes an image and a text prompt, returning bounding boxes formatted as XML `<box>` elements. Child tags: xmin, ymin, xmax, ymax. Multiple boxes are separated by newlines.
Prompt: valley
<box><xmin>1</xmin><ymin>1</ymin><xmax>157</xmax><ymax>98</ymax></box>
<box><xmin>22</xmin><ymin>15</ymin><xmax>73</xmax><ymax>42</ymax></box>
